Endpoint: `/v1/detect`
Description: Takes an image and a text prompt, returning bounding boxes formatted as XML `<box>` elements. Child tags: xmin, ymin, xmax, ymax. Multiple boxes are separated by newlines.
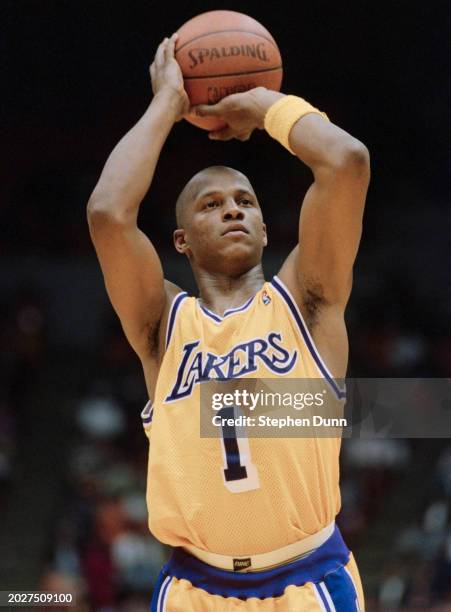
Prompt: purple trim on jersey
<box><xmin>223</xmin><ymin>296</ymin><xmax>254</xmax><ymax>316</ymax></box>
<box><xmin>141</xmin><ymin>400</ymin><xmax>153</xmax><ymax>425</ymax></box>
<box><xmin>197</xmin><ymin>295</ymin><xmax>256</xmax><ymax>323</ymax></box>
<box><xmin>165</xmin><ymin>292</ymin><xmax>188</xmax><ymax>349</ymax></box>
<box><xmin>199</xmin><ymin>304</ymin><xmax>222</xmax><ymax>323</ymax></box>
<box><xmin>152</xmin><ymin>525</ymin><xmax>351</xmax><ymax>601</ymax></box>
<box><xmin>271</xmin><ymin>276</ymin><xmax>346</xmax><ymax>401</ymax></box>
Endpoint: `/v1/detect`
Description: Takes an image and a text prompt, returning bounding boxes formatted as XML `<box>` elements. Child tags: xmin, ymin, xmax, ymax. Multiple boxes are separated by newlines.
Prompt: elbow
<box><xmin>86</xmin><ymin>197</ymin><xmax>118</xmax><ymax>236</ymax></box>
<box><xmin>87</xmin><ymin>196</ymin><xmax>125</xmax><ymax>232</ymax></box>
<box><xmin>335</xmin><ymin>139</ymin><xmax>371</xmax><ymax>180</ymax></box>
<box><xmin>87</xmin><ymin>196</ymin><xmax>108</xmax><ymax>230</ymax></box>
<box><xmin>344</xmin><ymin>139</ymin><xmax>370</xmax><ymax>168</ymax></box>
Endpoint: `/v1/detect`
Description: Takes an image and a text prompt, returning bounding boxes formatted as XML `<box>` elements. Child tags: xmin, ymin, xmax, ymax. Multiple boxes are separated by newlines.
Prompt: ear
<box><xmin>262</xmin><ymin>222</ymin><xmax>268</xmax><ymax>247</ymax></box>
<box><xmin>173</xmin><ymin>228</ymin><xmax>189</xmax><ymax>254</ymax></box>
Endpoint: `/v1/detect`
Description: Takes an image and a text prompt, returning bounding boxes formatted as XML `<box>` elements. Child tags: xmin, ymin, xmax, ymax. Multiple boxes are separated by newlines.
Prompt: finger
<box><xmin>237</xmin><ymin>131</ymin><xmax>253</xmax><ymax>142</ymax></box>
<box><xmin>194</xmin><ymin>100</ymin><xmax>226</xmax><ymax>117</ymax></box>
<box><xmin>165</xmin><ymin>34</ymin><xmax>177</xmax><ymax>61</ymax></box>
<box><xmin>150</xmin><ymin>67</ymin><xmax>157</xmax><ymax>94</ymax></box>
<box><xmin>155</xmin><ymin>37</ymin><xmax>168</xmax><ymax>67</ymax></box>
<box><xmin>208</xmin><ymin>127</ymin><xmax>236</xmax><ymax>141</ymax></box>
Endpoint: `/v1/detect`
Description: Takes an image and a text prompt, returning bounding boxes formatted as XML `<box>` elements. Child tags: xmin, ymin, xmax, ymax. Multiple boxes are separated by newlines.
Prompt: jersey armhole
<box><xmin>141</xmin><ymin>399</ymin><xmax>154</xmax><ymax>434</ymax></box>
<box><xmin>165</xmin><ymin>291</ymin><xmax>188</xmax><ymax>350</ymax></box>
<box><xmin>271</xmin><ymin>276</ymin><xmax>346</xmax><ymax>401</ymax></box>
<box><xmin>140</xmin><ymin>292</ymin><xmax>187</xmax><ymax>433</ymax></box>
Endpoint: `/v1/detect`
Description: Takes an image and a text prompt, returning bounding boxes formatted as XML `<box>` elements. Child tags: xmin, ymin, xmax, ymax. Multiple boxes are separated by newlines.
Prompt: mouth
<box><xmin>222</xmin><ymin>224</ymin><xmax>249</xmax><ymax>236</ymax></box>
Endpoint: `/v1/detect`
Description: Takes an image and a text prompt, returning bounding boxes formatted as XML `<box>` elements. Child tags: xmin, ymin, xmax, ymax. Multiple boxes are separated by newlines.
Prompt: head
<box><xmin>174</xmin><ymin>166</ymin><xmax>267</xmax><ymax>277</ymax></box>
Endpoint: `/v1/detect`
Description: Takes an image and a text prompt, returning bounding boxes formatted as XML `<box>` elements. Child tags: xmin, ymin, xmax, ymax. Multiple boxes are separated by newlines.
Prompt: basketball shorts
<box><xmin>150</xmin><ymin>525</ymin><xmax>364</xmax><ymax>611</ymax></box>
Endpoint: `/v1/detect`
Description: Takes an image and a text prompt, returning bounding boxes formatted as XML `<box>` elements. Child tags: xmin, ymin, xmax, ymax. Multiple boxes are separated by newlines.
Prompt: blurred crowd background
<box><xmin>2</xmin><ymin>0</ymin><xmax>449</xmax><ymax>610</ymax></box>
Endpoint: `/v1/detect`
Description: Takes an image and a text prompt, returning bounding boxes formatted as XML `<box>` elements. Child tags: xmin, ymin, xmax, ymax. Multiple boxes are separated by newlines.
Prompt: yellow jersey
<box><xmin>141</xmin><ymin>276</ymin><xmax>345</xmax><ymax>556</ymax></box>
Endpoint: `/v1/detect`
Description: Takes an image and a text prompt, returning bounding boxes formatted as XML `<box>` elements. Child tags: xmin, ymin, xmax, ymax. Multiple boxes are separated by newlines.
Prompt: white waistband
<box><xmin>182</xmin><ymin>521</ymin><xmax>335</xmax><ymax>572</ymax></box>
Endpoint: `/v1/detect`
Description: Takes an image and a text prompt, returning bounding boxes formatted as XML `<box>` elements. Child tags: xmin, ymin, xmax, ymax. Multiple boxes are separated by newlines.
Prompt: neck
<box><xmin>195</xmin><ymin>264</ymin><xmax>265</xmax><ymax>316</ymax></box>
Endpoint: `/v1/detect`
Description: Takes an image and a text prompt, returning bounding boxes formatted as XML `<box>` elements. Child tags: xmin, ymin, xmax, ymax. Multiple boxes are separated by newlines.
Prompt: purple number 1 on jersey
<box><xmin>217</xmin><ymin>407</ymin><xmax>260</xmax><ymax>493</ymax></box>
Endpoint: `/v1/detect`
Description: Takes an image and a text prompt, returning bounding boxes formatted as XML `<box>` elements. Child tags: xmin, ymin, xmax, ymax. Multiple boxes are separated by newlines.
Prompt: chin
<box><xmin>218</xmin><ymin>246</ymin><xmax>261</xmax><ymax>275</ymax></box>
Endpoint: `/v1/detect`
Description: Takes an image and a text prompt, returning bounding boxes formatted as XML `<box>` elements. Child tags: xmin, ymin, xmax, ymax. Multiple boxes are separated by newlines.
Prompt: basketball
<box><xmin>175</xmin><ymin>10</ymin><xmax>283</xmax><ymax>131</ymax></box>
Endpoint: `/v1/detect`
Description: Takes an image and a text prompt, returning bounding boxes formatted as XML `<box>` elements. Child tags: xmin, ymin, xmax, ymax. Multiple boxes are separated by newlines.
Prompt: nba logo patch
<box><xmin>262</xmin><ymin>290</ymin><xmax>271</xmax><ymax>305</ymax></box>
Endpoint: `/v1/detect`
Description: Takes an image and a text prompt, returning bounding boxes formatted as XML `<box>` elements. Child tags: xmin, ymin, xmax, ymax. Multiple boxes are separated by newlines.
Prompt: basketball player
<box><xmin>88</xmin><ymin>34</ymin><xmax>370</xmax><ymax>611</ymax></box>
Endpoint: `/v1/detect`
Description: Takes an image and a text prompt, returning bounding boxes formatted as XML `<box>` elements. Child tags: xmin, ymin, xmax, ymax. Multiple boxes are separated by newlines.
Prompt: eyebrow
<box><xmin>195</xmin><ymin>187</ymin><xmax>255</xmax><ymax>201</ymax></box>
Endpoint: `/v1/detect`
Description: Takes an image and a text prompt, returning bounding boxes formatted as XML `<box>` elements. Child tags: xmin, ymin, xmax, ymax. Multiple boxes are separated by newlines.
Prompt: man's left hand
<box><xmin>193</xmin><ymin>87</ymin><xmax>284</xmax><ymax>141</ymax></box>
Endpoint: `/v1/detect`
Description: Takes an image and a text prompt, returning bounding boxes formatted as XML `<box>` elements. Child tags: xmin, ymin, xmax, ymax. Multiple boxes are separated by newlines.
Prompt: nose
<box><xmin>222</xmin><ymin>198</ymin><xmax>244</xmax><ymax>221</ymax></box>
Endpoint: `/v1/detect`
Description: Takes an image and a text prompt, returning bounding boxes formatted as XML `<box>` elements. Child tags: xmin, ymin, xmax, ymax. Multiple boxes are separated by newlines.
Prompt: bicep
<box><xmin>89</xmin><ymin>215</ymin><xmax>166</xmax><ymax>354</ymax></box>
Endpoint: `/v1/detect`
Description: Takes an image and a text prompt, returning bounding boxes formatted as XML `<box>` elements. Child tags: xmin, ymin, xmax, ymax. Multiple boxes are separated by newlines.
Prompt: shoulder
<box><xmin>164</xmin><ymin>279</ymin><xmax>184</xmax><ymax>300</ymax></box>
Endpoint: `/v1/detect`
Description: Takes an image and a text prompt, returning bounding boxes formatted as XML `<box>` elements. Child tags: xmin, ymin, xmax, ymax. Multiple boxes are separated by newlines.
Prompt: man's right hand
<box><xmin>150</xmin><ymin>34</ymin><xmax>190</xmax><ymax>121</ymax></box>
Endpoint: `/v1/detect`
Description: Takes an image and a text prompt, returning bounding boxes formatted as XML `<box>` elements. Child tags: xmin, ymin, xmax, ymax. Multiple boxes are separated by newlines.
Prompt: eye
<box><xmin>238</xmin><ymin>198</ymin><xmax>253</xmax><ymax>206</ymax></box>
<box><xmin>205</xmin><ymin>200</ymin><xmax>220</xmax><ymax>209</ymax></box>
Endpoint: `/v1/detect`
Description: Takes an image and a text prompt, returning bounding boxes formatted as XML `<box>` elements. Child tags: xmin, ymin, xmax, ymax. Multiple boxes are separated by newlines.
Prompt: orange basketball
<box><xmin>175</xmin><ymin>10</ymin><xmax>283</xmax><ymax>131</ymax></box>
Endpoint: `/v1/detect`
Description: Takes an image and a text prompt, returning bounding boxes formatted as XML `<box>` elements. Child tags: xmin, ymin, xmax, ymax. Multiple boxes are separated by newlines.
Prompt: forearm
<box><xmin>250</xmin><ymin>89</ymin><xmax>368</xmax><ymax>174</ymax></box>
<box><xmin>88</xmin><ymin>90</ymin><xmax>183</xmax><ymax>224</ymax></box>
<box><xmin>193</xmin><ymin>86</ymin><xmax>368</xmax><ymax>175</ymax></box>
